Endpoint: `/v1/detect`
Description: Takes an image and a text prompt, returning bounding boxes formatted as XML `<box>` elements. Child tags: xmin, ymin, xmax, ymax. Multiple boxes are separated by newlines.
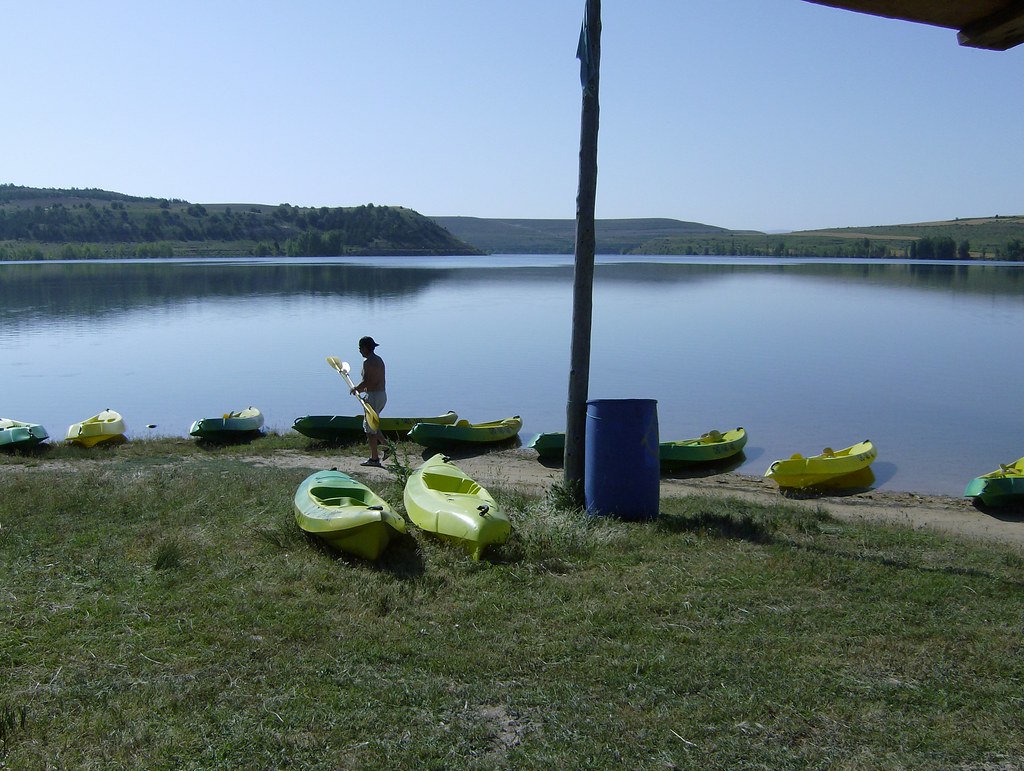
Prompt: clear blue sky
<box><xmin>3</xmin><ymin>1</ymin><xmax>1021</xmax><ymax>232</ymax></box>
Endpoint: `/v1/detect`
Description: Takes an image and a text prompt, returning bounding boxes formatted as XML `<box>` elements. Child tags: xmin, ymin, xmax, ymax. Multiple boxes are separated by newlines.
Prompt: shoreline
<box><xmin>4</xmin><ymin>444</ymin><xmax>1022</xmax><ymax>550</ymax></box>
<box><xmin>248</xmin><ymin>447</ymin><xmax>1024</xmax><ymax>550</ymax></box>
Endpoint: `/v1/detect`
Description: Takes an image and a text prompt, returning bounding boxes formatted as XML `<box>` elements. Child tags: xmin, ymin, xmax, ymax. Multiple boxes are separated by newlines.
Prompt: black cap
<box><xmin>359</xmin><ymin>336</ymin><xmax>379</xmax><ymax>349</ymax></box>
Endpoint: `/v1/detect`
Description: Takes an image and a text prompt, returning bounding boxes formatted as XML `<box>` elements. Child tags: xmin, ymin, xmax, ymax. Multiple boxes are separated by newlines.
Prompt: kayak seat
<box><xmin>422</xmin><ymin>471</ymin><xmax>483</xmax><ymax>496</ymax></box>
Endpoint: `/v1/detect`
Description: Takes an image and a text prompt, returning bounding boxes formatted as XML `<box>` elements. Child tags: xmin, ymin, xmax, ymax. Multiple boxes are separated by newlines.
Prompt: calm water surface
<box><xmin>3</xmin><ymin>255</ymin><xmax>1024</xmax><ymax>497</ymax></box>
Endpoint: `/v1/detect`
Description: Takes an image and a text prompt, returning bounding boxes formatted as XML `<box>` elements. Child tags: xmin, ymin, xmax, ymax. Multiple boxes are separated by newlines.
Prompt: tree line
<box><xmin>0</xmin><ymin>187</ymin><xmax>478</xmax><ymax>259</ymax></box>
<box><xmin>636</xmin><ymin>235</ymin><xmax>1024</xmax><ymax>261</ymax></box>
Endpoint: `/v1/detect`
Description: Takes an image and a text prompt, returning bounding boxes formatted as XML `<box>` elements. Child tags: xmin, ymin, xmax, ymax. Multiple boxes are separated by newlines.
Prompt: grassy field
<box><xmin>2</xmin><ymin>437</ymin><xmax>1023</xmax><ymax>768</ymax></box>
<box><xmin>633</xmin><ymin>215</ymin><xmax>1024</xmax><ymax>260</ymax></box>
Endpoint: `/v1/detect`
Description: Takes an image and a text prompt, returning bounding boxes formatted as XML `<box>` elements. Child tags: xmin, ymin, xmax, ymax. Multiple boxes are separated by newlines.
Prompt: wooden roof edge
<box><xmin>957</xmin><ymin>0</ymin><xmax>1024</xmax><ymax>50</ymax></box>
<box><xmin>803</xmin><ymin>0</ymin><xmax>1024</xmax><ymax>50</ymax></box>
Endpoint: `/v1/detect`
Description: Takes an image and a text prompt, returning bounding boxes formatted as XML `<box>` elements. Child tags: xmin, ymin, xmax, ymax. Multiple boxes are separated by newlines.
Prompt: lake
<box><xmin>3</xmin><ymin>255</ymin><xmax>1024</xmax><ymax>497</ymax></box>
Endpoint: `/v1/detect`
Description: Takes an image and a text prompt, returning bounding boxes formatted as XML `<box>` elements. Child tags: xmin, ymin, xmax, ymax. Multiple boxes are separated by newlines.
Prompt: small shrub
<box><xmin>152</xmin><ymin>538</ymin><xmax>184</xmax><ymax>571</ymax></box>
<box><xmin>0</xmin><ymin>704</ymin><xmax>27</xmax><ymax>755</ymax></box>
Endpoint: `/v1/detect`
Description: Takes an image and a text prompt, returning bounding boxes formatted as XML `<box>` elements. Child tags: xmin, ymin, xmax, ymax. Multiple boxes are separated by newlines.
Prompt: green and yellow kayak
<box><xmin>764</xmin><ymin>439</ymin><xmax>877</xmax><ymax>489</ymax></box>
<box><xmin>293</xmin><ymin>410</ymin><xmax>458</xmax><ymax>441</ymax></box>
<box><xmin>964</xmin><ymin>457</ymin><xmax>1024</xmax><ymax>507</ymax></box>
<box><xmin>660</xmin><ymin>427</ymin><xmax>748</xmax><ymax>465</ymax></box>
<box><xmin>403</xmin><ymin>454</ymin><xmax>510</xmax><ymax>560</ymax></box>
<box><xmin>190</xmin><ymin>406</ymin><xmax>264</xmax><ymax>441</ymax></box>
<box><xmin>407</xmin><ymin>416</ymin><xmax>522</xmax><ymax>448</ymax></box>
<box><xmin>294</xmin><ymin>469</ymin><xmax>406</xmax><ymax>560</ymax></box>
<box><xmin>66</xmin><ymin>409</ymin><xmax>126</xmax><ymax>447</ymax></box>
<box><xmin>527</xmin><ymin>431</ymin><xmax>565</xmax><ymax>461</ymax></box>
<box><xmin>0</xmin><ymin>418</ymin><xmax>49</xmax><ymax>450</ymax></box>
<box><xmin>528</xmin><ymin>427</ymin><xmax>748</xmax><ymax>467</ymax></box>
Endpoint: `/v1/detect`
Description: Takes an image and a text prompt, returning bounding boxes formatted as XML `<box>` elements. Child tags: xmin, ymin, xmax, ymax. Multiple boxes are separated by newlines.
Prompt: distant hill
<box><xmin>430</xmin><ymin>216</ymin><xmax>751</xmax><ymax>254</ymax></box>
<box><xmin>0</xmin><ymin>184</ymin><xmax>481</xmax><ymax>260</ymax></box>
<box><xmin>632</xmin><ymin>216</ymin><xmax>1024</xmax><ymax>260</ymax></box>
<box><xmin>4</xmin><ymin>184</ymin><xmax>1021</xmax><ymax>261</ymax></box>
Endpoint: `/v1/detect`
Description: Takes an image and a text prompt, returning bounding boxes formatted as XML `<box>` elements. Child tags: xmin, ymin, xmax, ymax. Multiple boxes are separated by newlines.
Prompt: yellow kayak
<box><xmin>65</xmin><ymin>409</ymin><xmax>127</xmax><ymax>447</ymax></box>
<box><xmin>764</xmin><ymin>440</ymin><xmax>876</xmax><ymax>489</ymax></box>
<box><xmin>294</xmin><ymin>469</ymin><xmax>406</xmax><ymax>560</ymax></box>
<box><xmin>403</xmin><ymin>454</ymin><xmax>510</xmax><ymax>560</ymax></box>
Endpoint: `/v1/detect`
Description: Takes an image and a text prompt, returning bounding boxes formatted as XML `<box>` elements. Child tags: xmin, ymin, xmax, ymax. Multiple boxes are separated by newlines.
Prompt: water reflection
<box><xmin>3</xmin><ymin>257</ymin><xmax>1024</xmax><ymax>331</ymax></box>
<box><xmin>3</xmin><ymin>255</ymin><xmax>1024</xmax><ymax>497</ymax></box>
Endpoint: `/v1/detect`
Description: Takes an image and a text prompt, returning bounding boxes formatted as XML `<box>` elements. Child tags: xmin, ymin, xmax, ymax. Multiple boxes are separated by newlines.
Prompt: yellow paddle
<box><xmin>326</xmin><ymin>356</ymin><xmax>380</xmax><ymax>432</ymax></box>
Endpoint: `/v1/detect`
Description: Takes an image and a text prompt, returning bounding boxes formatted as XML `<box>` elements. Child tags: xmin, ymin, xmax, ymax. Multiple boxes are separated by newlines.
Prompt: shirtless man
<box><xmin>350</xmin><ymin>336</ymin><xmax>387</xmax><ymax>466</ymax></box>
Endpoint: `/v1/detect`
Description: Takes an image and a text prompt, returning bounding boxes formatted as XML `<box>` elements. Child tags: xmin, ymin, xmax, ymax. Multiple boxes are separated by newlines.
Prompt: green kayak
<box><xmin>293</xmin><ymin>411</ymin><xmax>459</xmax><ymax>441</ymax></box>
<box><xmin>527</xmin><ymin>432</ymin><xmax>565</xmax><ymax>461</ymax></box>
<box><xmin>0</xmin><ymin>418</ymin><xmax>49</xmax><ymax>450</ymax></box>
<box><xmin>659</xmin><ymin>427</ymin><xmax>748</xmax><ymax>465</ymax></box>
<box><xmin>294</xmin><ymin>469</ymin><xmax>406</xmax><ymax>560</ymax></box>
<box><xmin>964</xmin><ymin>456</ymin><xmax>1024</xmax><ymax>507</ymax></box>
<box><xmin>190</xmin><ymin>406</ymin><xmax>264</xmax><ymax>442</ymax></box>
<box><xmin>527</xmin><ymin>427</ymin><xmax>747</xmax><ymax>467</ymax></box>
<box><xmin>403</xmin><ymin>454</ymin><xmax>510</xmax><ymax>560</ymax></box>
<box><xmin>407</xmin><ymin>416</ymin><xmax>522</xmax><ymax>448</ymax></box>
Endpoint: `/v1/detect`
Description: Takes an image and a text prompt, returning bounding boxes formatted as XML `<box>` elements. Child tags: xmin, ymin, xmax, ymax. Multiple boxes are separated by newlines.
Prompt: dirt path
<box><xmin>248</xmin><ymin>448</ymin><xmax>1024</xmax><ymax>550</ymax></box>
<box><xmin>7</xmin><ymin>446</ymin><xmax>1023</xmax><ymax>550</ymax></box>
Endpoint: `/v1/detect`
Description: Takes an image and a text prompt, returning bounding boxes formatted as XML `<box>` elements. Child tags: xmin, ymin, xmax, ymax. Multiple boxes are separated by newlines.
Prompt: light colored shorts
<box><xmin>363</xmin><ymin>391</ymin><xmax>387</xmax><ymax>434</ymax></box>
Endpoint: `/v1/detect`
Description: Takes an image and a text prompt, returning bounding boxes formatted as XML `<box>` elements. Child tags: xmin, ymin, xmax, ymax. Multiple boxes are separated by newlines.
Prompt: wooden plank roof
<box><xmin>804</xmin><ymin>0</ymin><xmax>1024</xmax><ymax>49</ymax></box>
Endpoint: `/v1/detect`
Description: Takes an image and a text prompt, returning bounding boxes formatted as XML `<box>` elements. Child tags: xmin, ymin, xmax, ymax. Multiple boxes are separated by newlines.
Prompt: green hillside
<box><xmin>431</xmin><ymin>216</ymin><xmax>746</xmax><ymax>254</ymax></box>
<box><xmin>5</xmin><ymin>183</ymin><xmax>1022</xmax><ymax>261</ymax></box>
<box><xmin>0</xmin><ymin>184</ymin><xmax>481</xmax><ymax>260</ymax></box>
<box><xmin>633</xmin><ymin>215</ymin><xmax>1024</xmax><ymax>260</ymax></box>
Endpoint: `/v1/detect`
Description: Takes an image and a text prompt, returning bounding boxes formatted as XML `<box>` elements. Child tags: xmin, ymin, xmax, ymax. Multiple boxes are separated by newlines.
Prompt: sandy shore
<box><xmin>242</xmin><ymin>447</ymin><xmax>1024</xmax><ymax>551</ymax></box>
<box><xmin>5</xmin><ymin>445</ymin><xmax>1021</xmax><ymax>549</ymax></box>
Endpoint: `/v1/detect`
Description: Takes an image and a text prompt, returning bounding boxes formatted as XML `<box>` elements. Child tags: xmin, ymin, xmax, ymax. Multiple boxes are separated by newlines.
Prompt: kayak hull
<box><xmin>0</xmin><ymin>418</ymin><xmax>49</xmax><ymax>450</ymax></box>
<box><xmin>964</xmin><ymin>457</ymin><xmax>1024</xmax><ymax>507</ymax></box>
<box><xmin>659</xmin><ymin>427</ymin><xmax>748</xmax><ymax>465</ymax></box>
<box><xmin>527</xmin><ymin>432</ymin><xmax>565</xmax><ymax>461</ymax></box>
<box><xmin>528</xmin><ymin>427</ymin><xmax>748</xmax><ymax>467</ymax></box>
<box><xmin>66</xmin><ymin>409</ymin><xmax>126</xmax><ymax>447</ymax></box>
<box><xmin>765</xmin><ymin>440</ymin><xmax>877</xmax><ymax>489</ymax></box>
<box><xmin>404</xmin><ymin>454</ymin><xmax>510</xmax><ymax>559</ymax></box>
<box><xmin>190</xmin><ymin>406</ymin><xmax>264</xmax><ymax>441</ymax></box>
<box><xmin>408</xmin><ymin>416</ymin><xmax>522</xmax><ymax>448</ymax></box>
<box><xmin>294</xmin><ymin>469</ymin><xmax>406</xmax><ymax>560</ymax></box>
<box><xmin>293</xmin><ymin>411</ymin><xmax>458</xmax><ymax>441</ymax></box>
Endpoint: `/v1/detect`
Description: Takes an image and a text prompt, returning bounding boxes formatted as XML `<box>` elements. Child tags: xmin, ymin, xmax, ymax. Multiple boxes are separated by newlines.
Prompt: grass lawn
<box><xmin>2</xmin><ymin>438</ymin><xmax>1023</xmax><ymax>768</ymax></box>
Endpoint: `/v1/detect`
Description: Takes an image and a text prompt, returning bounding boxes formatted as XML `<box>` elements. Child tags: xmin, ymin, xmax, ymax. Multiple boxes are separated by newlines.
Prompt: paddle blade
<box><xmin>326</xmin><ymin>356</ymin><xmax>344</xmax><ymax>373</ymax></box>
<box><xmin>363</xmin><ymin>401</ymin><xmax>380</xmax><ymax>432</ymax></box>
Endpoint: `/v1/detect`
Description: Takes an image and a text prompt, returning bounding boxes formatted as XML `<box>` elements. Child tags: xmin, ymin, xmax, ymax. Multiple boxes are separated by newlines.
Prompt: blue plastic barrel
<box><xmin>585</xmin><ymin>398</ymin><xmax>659</xmax><ymax>520</ymax></box>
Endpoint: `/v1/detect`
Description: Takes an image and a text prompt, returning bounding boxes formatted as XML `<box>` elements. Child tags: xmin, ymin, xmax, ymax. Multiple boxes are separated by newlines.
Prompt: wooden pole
<box><xmin>564</xmin><ymin>0</ymin><xmax>601</xmax><ymax>505</ymax></box>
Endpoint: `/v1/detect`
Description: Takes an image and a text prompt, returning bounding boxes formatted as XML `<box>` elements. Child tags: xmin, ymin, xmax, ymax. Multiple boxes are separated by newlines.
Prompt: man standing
<box><xmin>350</xmin><ymin>336</ymin><xmax>387</xmax><ymax>466</ymax></box>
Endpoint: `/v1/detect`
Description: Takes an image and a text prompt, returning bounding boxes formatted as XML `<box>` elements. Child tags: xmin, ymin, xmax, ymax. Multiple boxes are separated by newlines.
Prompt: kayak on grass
<box><xmin>294</xmin><ymin>469</ymin><xmax>406</xmax><ymax>560</ymax></box>
<box><xmin>190</xmin><ymin>406</ymin><xmax>264</xmax><ymax>442</ymax></box>
<box><xmin>66</xmin><ymin>409</ymin><xmax>126</xmax><ymax>448</ymax></box>
<box><xmin>403</xmin><ymin>453</ymin><xmax>510</xmax><ymax>560</ymax></box>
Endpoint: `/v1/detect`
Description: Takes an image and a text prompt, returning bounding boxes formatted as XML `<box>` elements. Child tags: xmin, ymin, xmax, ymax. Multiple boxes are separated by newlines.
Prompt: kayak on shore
<box><xmin>66</xmin><ymin>409</ymin><xmax>126</xmax><ymax>448</ymax></box>
<box><xmin>0</xmin><ymin>418</ymin><xmax>49</xmax><ymax>451</ymax></box>
<box><xmin>190</xmin><ymin>406</ymin><xmax>264</xmax><ymax>442</ymax></box>
<box><xmin>293</xmin><ymin>411</ymin><xmax>458</xmax><ymax>442</ymax></box>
